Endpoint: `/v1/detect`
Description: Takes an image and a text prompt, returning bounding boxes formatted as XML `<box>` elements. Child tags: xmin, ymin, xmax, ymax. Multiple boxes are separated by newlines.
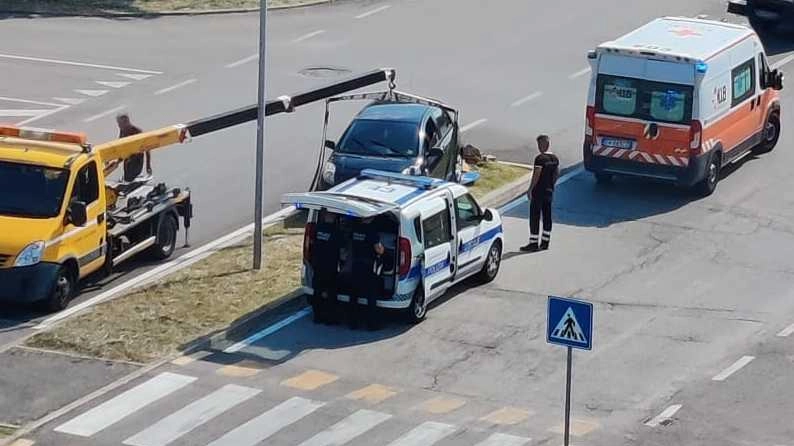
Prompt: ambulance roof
<box><xmin>600</xmin><ymin>17</ymin><xmax>754</xmax><ymax>62</ymax></box>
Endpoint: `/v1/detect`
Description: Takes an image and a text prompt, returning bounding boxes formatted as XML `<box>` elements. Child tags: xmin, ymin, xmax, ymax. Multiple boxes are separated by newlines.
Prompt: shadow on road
<box><xmin>0</xmin><ymin>0</ymin><xmax>164</xmax><ymax>20</ymax></box>
<box><xmin>503</xmin><ymin>154</ymin><xmax>760</xmax><ymax>228</ymax></box>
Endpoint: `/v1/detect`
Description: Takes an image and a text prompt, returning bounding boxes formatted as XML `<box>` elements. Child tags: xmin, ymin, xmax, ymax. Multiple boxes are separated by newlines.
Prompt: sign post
<box><xmin>547</xmin><ymin>296</ymin><xmax>593</xmax><ymax>446</ymax></box>
<box><xmin>253</xmin><ymin>0</ymin><xmax>268</xmax><ymax>270</ymax></box>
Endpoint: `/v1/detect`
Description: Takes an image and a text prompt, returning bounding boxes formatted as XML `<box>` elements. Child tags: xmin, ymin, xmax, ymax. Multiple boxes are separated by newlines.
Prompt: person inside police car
<box><xmin>521</xmin><ymin>134</ymin><xmax>559</xmax><ymax>252</ymax></box>
<box><xmin>349</xmin><ymin>216</ymin><xmax>392</xmax><ymax>330</ymax></box>
<box><xmin>311</xmin><ymin>211</ymin><xmax>342</xmax><ymax>324</ymax></box>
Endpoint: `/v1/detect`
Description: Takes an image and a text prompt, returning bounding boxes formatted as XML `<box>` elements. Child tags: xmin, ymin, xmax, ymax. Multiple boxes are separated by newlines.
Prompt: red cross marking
<box><xmin>669</xmin><ymin>27</ymin><xmax>702</xmax><ymax>38</ymax></box>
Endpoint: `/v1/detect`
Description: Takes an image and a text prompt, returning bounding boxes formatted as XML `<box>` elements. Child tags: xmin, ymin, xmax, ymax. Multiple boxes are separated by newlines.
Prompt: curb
<box><xmin>0</xmin><ymin>0</ymin><xmax>331</xmax><ymax>18</ymax></box>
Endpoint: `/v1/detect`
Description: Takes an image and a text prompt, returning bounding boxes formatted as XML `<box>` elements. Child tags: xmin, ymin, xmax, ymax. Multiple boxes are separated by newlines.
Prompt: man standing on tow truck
<box><xmin>104</xmin><ymin>113</ymin><xmax>151</xmax><ymax>182</ymax></box>
<box><xmin>522</xmin><ymin>134</ymin><xmax>559</xmax><ymax>252</ymax></box>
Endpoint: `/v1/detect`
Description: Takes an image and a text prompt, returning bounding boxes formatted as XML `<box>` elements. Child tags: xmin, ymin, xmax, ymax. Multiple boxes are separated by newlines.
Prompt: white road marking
<box><xmin>207</xmin><ymin>397</ymin><xmax>325</xmax><ymax>446</ymax></box>
<box><xmin>0</xmin><ymin>53</ymin><xmax>162</xmax><ymax>74</ymax></box>
<box><xmin>297</xmin><ymin>409</ymin><xmax>392</xmax><ymax>446</ymax></box>
<box><xmin>53</xmin><ymin>97</ymin><xmax>86</xmax><ymax>105</ymax></box>
<box><xmin>54</xmin><ymin>372</ymin><xmax>196</xmax><ymax>437</ymax></box>
<box><xmin>355</xmin><ymin>5</ymin><xmax>391</xmax><ymax>19</ymax></box>
<box><xmin>293</xmin><ymin>30</ymin><xmax>326</xmax><ymax>43</ymax></box>
<box><xmin>84</xmin><ymin>105</ymin><xmax>126</xmax><ymax>123</ymax></box>
<box><xmin>0</xmin><ymin>96</ymin><xmax>63</xmax><ymax>107</ymax></box>
<box><xmin>96</xmin><ymin>81</ymin><xmax>131</xmax><ymax>89</ymax></box>
<box><xmin>773</xmin><ymin>54</ymin><xmax>794</xmax><ymax>70</ymax></box>
<box><xmin>777</xmin><ymin>322</ymin><xmax>794</xmax><ymax>337</ymax></box>
<box><xmin>499</xmin><ymin>166</ymin><xmax>584</xmax><ymax>214</ymax></box>
<box><xmin>474</xmin><ymin>433</ymin><xmax>531</xmax><ymax>446</ymax></box>
<box><xmin>460</xmin><ymin>118</ymin><xmax>488</xmax><ymax>133</ymax></box>
<box><xmin>34</xmin><ymin>206</ymin><xmax>296</xmax><ymax>330</ymax></box>
<box><xmin>644</xmin><ymin>404</ymin><xmax>682</xmax><ymax>427</ymax></box>
<box><xmin>224</xmin><ymin>307</ymin><xmax>312</xmax><ymax>353</ymax></box>
<box><xmin>386</xmin><ymin>422</ymin><xmax>457</xmax><ymax>446</ymax></box>
<box><xmin>510</xmin><ymin>91</ymin><xmax>543</xmax><ymax>108</ymax></box>
<box><xmin>123</xmin><ymin>384</ymin><xmax>260</xmax><ymax>446</ymax></box>
<box><xmin>16</xmin><ymin>105</ymin><xmax>70</xmax><ymax>126</ymax></box>
<box><xmin>568</xmin><ymin>67</ymin><xmax>591</xmax><ymax>79</ymax></box>
<box><xmin>712</xmin><ymin>355</ymin><xmax>755</xmax><ymax>381</ymax></box>
<box><xmin>225</xmin><ymin>54</ymin><xmax>258</xmax><ymax>68</ymax></box>
<box><xmin>74</xmin><ymin>89</ymin><xmax>109</xmax><ymax>97</ymax></box>
<box><xmin>0</xmin><ymin>109</ymin><xmax>51</xmax><ymax>117</ymax></box>
<box><xmin>117</xmin><ymin>73</ymin><xmax>153</xmax><ymax>81</ymax></box>
<box><xmin>154</xmin><ymin>79</ymin><xmax>197</xmax><ymax>96</ymax></box>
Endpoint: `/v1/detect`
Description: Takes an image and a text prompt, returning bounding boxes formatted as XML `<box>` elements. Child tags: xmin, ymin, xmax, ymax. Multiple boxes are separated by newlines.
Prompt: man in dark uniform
<box><xmin>349</xmin><ymin>217</ymin><xmax>392</xmax><ymax>330</ymax></box>
<box><xmin>522</xmin><ymin>134</ymin><xmax>559</xmax><ymax>252</ymax></box>
<box><xmin>311</xmin><ymin>211</ymin><xmax>341</xmax><ymax>323</ymax></box>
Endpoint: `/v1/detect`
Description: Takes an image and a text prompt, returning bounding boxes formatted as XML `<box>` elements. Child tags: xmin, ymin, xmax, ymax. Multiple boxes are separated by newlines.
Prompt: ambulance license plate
<box><xmin>601</xmin><ymin>137</ymin><xmax>634</xmax><ymax>150</ymax></box>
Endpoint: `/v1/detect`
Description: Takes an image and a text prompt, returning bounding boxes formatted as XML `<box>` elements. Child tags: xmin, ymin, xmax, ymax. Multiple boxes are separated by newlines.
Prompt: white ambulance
<box><xmin>583</xmin><ymin>17</ymin><xmax>783</xmax><ymax>195</ymax></box>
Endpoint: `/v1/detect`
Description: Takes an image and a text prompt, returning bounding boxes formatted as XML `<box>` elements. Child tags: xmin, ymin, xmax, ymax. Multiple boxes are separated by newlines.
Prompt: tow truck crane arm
<box><xmin>93</xmin><ymin>68</ymin><xmax>396</xmax><ymax>164</ymax></box>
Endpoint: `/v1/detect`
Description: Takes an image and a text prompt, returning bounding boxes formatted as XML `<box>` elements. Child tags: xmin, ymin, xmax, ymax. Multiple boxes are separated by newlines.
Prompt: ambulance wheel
<box><xmin>594</xmin><ymin>173</ymin><xmax>613</xmax><ymax>184</ymax></box>
<box><xmin>149</xmin><ymin>214</ymin><xmax>178</xmax><ymax>260</ymax></box>
<box><xmin>476</xmin><ymin>240</ymin><xmax>502</xmax><ymax>284</ymax></box>
<box><xmin>41</xmin><ymin>266</ymin><xmax>76</xmax><ymax>313</ymax></box>
<box><xmin>696</xmin><ymin>153</ymin><xmax>721</xmax><ymax>197</ymax></box>
<box><xmin>754</xmin><ymin>113</ymin><xmax>780</xmax><ymax>154</ymax></box>
<box><xmin>407</xmin><ymin>288</ymin><xmax>427</xmax><ymax>324</ymax></box>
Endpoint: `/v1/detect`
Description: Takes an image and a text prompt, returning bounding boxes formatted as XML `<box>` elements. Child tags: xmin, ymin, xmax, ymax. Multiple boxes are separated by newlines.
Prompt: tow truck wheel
<box><xmin>754</xmin><ymin>113</ymin><xmax>780</xmax><ymax>154</ymax></box>
<box><xmin>149</xmin><ymin>215</ymin><xmax>178</xmax><ymax>260</ymax></box>
<box><xmin>476</xmin><ymin>241</ymin><xmax>502</xmax><ymax>284</ymax></box>
<box><xmin>407</xmin><ymin>288</ymin><xmax>426</xmax><ymax>324</ymax></box>
<box><xmin>42</xmin><ymin>267</ymin><xmax>75</xmax><ymax>313</ymax></box>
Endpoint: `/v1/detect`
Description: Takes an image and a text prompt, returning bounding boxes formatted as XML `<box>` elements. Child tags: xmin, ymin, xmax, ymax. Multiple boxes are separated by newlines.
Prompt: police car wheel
<box><xmin>407</xmin><ymin>288</ymin><xmax>426</xmax><ymax>323</ymax></box>
<box><xmin>476</xmin><ymin>241</ymin><xmax>502</xmax><ymax>284</ymax></box>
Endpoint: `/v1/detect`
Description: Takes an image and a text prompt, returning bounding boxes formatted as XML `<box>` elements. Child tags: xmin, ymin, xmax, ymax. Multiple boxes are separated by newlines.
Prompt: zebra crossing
<box><xmin>42</xmin><ymin>371</ymin><xmax>535</xmax><ymax>446</ymax></box>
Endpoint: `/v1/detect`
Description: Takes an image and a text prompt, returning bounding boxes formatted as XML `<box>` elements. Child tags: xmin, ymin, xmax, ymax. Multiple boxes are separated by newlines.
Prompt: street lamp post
<box><xmin>253</xmin><ymin>0</ymin><xmax>268</xmax><ymax>270</ymax></box>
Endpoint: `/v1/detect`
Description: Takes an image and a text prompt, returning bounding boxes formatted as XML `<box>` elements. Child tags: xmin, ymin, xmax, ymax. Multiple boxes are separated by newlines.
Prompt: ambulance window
<box><xmin>649</xmin><ymin>89</ymin><xmax>687</xmax><ymax>123</ymax></box>
<box><xmin>601</xmin><ymin>77</ymin><xmax>638</xmax><ymax>116</ymax></box>
<box><xmin>732</xmin><ymin>58</ymin><xmax>755</xmax><ymax>107</ymax></box>
<box><xmin>423</xmin><ymin>208</ymin><xmax>452</xmax><ymax>249</ymax></box>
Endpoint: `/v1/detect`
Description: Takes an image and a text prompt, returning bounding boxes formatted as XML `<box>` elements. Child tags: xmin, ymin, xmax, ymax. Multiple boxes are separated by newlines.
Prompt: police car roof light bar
<box><xmin>359</xmin><ymin>169</ymin><xmax>445</xmax><ymax>189</ymax></box>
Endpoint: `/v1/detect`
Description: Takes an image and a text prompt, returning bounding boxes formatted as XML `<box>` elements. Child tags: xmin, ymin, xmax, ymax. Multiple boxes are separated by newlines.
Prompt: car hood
<box><xmin>331</xmin><ymin>154</ymin><xmax>415</xmax><ymax>184</ymax></box>
<box><xmin>0</xmin><ymin>214</ymin><xmax>62</xmax><ymax>258</ymax></box>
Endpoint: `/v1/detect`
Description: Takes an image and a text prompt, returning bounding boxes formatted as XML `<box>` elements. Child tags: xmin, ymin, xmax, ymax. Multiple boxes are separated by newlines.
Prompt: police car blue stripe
<box><xmin>395</xmin><ymin>188</ymin><xmax>427</xmax><ymax>205</ymax></box>
<box><xmin>460</xmin><ymin>226</ymin><xmax>502</xmax><ymax>254</ymax></box>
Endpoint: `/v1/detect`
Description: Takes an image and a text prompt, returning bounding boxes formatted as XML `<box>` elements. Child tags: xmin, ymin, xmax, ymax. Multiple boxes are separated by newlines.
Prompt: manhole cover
<box><xmin>299</xmin><ymin>66</ymin><xmax>352</xmax><ymax>78</ymax></box>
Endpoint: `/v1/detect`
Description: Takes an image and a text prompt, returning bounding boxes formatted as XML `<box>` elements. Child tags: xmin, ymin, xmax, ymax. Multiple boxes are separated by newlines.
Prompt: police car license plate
<box><xmin>601</xmin><ymin>137</ymin><xmax>634</xmax><ymax>150</ymax></box>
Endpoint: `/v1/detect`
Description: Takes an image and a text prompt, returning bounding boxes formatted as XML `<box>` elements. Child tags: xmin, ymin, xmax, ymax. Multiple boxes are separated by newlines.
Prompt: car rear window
<box><xmin>337</xmin><ymin>119</ymin><xmax>419</xmax><ymax>157</ymax></box>
<box><xmin>597</xmin><ymin>75</ymin><xmax>693</xmax><ymax>124</ymax></box>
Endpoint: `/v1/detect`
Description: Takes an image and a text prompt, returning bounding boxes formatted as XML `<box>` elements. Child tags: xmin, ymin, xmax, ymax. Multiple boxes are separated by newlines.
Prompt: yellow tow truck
<box><xmin>0</xmin><ymin>125</ymin><xmax>193</xmax><ymax>311</ymax></box>
<box><xmin>0</xmin><ymin>68</ymin><xmax>396</xmax><ymax>312</ymax></box>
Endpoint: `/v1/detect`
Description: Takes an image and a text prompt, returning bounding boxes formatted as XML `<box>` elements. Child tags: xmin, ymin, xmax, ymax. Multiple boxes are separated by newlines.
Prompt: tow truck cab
<box><xmin>0</xmin><ymin>127</ymin><xmax>190</xmax><ymax>311</ymax></box>
<box><xmin>583</xmin><ymin>17</ymin><xmax>783</xmax><ymax>195</ymax></box>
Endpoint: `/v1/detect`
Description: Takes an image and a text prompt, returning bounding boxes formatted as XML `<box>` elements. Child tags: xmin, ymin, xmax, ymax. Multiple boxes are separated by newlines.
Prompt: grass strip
<box><xmin>25</xmin><ymin>162</ymin><xmax>527</xmax><ymax>364</ymax></box>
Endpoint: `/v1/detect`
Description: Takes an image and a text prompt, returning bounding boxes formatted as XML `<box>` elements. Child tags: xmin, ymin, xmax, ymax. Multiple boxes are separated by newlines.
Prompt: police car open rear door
<box><xmin>281</xmin><ymin>192</ymin><xmax>397</xmax><ymax>218</ymax></box>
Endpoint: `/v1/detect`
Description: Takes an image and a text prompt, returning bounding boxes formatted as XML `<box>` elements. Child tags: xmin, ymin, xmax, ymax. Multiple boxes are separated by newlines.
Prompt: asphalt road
<box><xmin>3</xmin><ymin>0</ymin><xmax>794</xmax><ymax>444</ymax></box>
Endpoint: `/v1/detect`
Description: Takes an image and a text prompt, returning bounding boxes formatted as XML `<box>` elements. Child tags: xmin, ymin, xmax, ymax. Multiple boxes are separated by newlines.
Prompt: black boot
<box><xmin>520</xmin><ymin>242</ymin><xmax>539</xmax><ymax>252</ymax></box>
<box><xmin>539</xmin><ymin>240</ymin><xmax>550</xmax><ymax>250</ymax></box>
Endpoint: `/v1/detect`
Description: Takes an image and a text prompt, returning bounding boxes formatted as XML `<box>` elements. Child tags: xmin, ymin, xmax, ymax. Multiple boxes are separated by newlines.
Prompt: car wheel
<box><xmin>149</xmin><ymin>215</ymin><xmax>178</xmax><ymax>260</ymax></box>
<box><xmin>753</xmin><ymin>113</ymin><xmax>780</xmax><ymax>154</ymax></box>
<box><xmin>476</xmin><ymin>241</ymin><xmax>502</xmax><ymax>284</ymax></box>
<box><xmin>595</xmin><ymin>173</ymin><xmax>613</xmax><ymax>185</ymax></box>
<box><xmin>41</xmin><ymin>267</ymin><xmax>75</xmax><ymax>313</ymax></box>
<box><xmin>407</xmin><ymin>287</ymin><xmax>427</xmax><ymax>324</ymax></box>
<box><xmin>696</xmin><ymin>153</ymin><xmax>721</xmax><ymax>197</ymax></box>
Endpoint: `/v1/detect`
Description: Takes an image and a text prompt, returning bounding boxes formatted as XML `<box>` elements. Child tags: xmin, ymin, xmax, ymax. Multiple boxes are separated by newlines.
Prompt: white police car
<box><xmin>282</xmin><ymin>169</ymin><xmax>504</xmax><ymax>323</ymax></box>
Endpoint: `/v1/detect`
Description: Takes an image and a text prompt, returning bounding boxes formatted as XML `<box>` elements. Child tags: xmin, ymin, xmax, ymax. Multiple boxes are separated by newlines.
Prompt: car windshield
<box><xmin>0</xmin><ymin>161</ymin><xmax>69</xmax><ymax>218</ymax></box>
<box><xmin>596</xmin><ymin>74</ymin><xmax>694</xmax><ymax>124</ymax></box>
<box><xmin>336</xmin><ymin>119</ymin><xmax>419</xmax><ymax>157</ymax></box>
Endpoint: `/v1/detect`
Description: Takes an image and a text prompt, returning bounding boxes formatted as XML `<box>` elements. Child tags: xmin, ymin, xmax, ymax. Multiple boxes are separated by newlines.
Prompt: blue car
<box><xmin>318</xmin><ymin>96</ymin><xmax>461</xmax><ymax>190</ymax></box>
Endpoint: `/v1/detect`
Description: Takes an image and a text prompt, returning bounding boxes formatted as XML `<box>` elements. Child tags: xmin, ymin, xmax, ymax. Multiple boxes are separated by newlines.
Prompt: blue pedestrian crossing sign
<box><xmin>547</xmin><ymin>296</ymin><xmax>593</xmax><ymax>350</ymax></box>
